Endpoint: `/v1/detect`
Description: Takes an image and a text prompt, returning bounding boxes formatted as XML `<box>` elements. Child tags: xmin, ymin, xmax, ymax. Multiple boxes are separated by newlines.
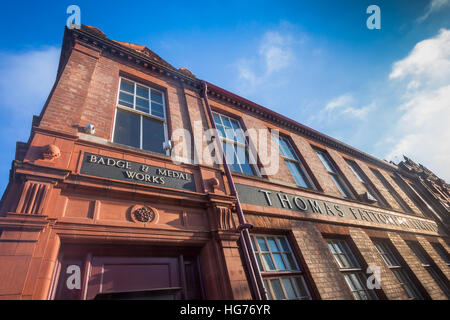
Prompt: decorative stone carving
<box><xmin>179</xmin><ymin>67</ymin><xmax>195</xmax><ymax>77</ymax></box>
<box><xmin>211</xmin><ymin>205</ymin><xmax>237</xmax><ymax>231</ymax></box>
<box><xmin>130</xmin><ymin>205</ymin><xmax>158</xmax><ymax>224</ymax></box>
<box><xmin>208</xmin><ymin>178</ymin><xmax>220</xmax><ymax>191</ymax></box>
<box><xmin>397</xmin><ymin>155</ymin><xmax>450</xmax><ymax>219</ymax></box>
<box><xmin>134</xmin><ymin>207</ymin><xmax>155</xmax><ymax>223</ymax></box>
<box><xmin>41</xmin><ymin>144</ymin><xmax>61</xmax><ymax>161</ymax></box>
<box><xmin>16</xmin><ymin>181</ymin><xmax>51</xmax><ymax>215</ymax></box>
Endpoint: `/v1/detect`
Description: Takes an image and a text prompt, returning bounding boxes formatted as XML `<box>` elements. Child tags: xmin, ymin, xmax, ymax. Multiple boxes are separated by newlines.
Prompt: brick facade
<box><xmin>0</xmin><ymin>25</ymin><xmax>448</xmax><ymax>300</ymax></box>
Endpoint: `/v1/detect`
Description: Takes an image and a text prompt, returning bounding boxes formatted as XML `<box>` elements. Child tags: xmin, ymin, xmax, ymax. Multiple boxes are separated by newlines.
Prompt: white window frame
<box><xmin>275</xmin><ymin>136</ymin><xmax>316</xmax><ymax>190</ymax></box>
<box><xmin>213</xmin><ymin>112</ymin><xmax>261</xmax><ymax>177</ymax></box>
<box><xmin>326</xmin><ymin>239</ymin><xmax>378</xmax><ymax>300</ymax></box>
<box><xmin>315</xmin><ymin>149</ymin><xmax>355</xmax><ymax>199</ymax></box>
<box><xmin>346</xmin><ymin>160</ymin><xmax>387</xmax><ymax>207</ymax></box>
<box><xmin>112</xmin><ymin>77</ymin><xmax>169</xmax><ymax>156</ymax></box>
<box><xmin>251</xmin><ymin>234</ymin><xmax>312</xmax><ymax>300</ymax></box>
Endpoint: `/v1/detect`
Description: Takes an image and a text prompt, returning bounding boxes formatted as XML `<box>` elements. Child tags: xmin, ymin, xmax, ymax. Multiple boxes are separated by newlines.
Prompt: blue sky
<box><xmin>0</xmin><ymin>0</ymin><xmax>449</xmax><ymax>194</ymax></box>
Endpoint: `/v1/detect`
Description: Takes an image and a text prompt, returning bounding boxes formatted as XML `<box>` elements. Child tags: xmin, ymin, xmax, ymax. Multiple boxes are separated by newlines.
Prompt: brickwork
<box><xmin>0</xmin><ymin>25</ymin><xmax>448</xmax><ymax>300</ymax></box>
<box><xmin>40</xmin><ymin>42</ymin><xmax>100</xmax><ymax>135</ymax></box>
<box><xmin>417</xmin><ymin>236</ymin><xmax>450</xmax><ymax>280</ymax></box>
<box><xmin>349</xmin><ymin>227</ymin><xmax>408</xmax><ymax>300</ymax></box>
<box><xmin>380</xmin><ymin>171</ymin><xmax>424</xmax><ymax>217</ymax></box>
<box><xmin>291</xmin><ymin>221</ymin><xmax>353</xmax><ymax>300</ymax></box>
<box><xmin>388</xmin><ymin>233</ymin><xmax>447</xmax><ymax>299</ymax></box>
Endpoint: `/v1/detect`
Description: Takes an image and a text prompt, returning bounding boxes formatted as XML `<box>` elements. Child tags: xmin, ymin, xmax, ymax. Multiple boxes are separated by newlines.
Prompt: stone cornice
<box><xmin>69</xmin><ymin>26</ymin><xmax>200</xmax><ymax>89</ymax></box>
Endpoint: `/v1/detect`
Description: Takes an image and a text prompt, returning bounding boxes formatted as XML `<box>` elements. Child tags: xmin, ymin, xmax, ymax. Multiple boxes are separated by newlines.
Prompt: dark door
<box><xmin>86</xmin><ymin>257</ymin><xmax>181</xmax><ymax>300</ymax></box>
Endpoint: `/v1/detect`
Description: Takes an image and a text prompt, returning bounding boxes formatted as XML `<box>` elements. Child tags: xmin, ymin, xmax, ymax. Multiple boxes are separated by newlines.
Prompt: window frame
<box><xmin>371</xmin><ymin>169</ymin><xmax>413</xmax><ymax>214</ymax></box>
<box><xmin>276</xmin><ymin>136</ymin><xmax>316</xmax><ymax>190</ymax></box>
<box><xmin>251</xmin><ymin>234</ymin><xmax>312</xmax><ymax>300</ymax></box>
<box><xmin>407</xmin><ymin>241</ymin><xmax>450</xmax><ymax>298</ymax></box>
<box><xmin>314</xmin><ymin>148</ymin><xmax>355</xmax><ymax>199</ymax></box>
<box><xmin>326</xmin><ymin>238</ymin><xmax>379</xmax><ymax>300</ymax></box>
<box><xmin>431</xmin><ymin>242</ymin><xmax>450</xmax><ymax>266</ymax></box>
<box><xmin>345</xmin><ymin>160</ymin><xmax>388</xmax><ymax>207</ymax></box>
<box><xmin>373</xmin><ymin>239</ymin><xmax>424</xmax><ymax>300</ymax></box>
<box><xmin>112</xmin><ymin>77</ymin><xmax>169</xmax><ymax>155</ymax></box>
<box><xmin>212</xmin><ymin>111</ymin><xmax>261</xmax><ymax>177</ymax></box>
<box><xmin>391</xmin><ymin>175</ymin><xmax>434</xmax><ymax>217</ymax></box>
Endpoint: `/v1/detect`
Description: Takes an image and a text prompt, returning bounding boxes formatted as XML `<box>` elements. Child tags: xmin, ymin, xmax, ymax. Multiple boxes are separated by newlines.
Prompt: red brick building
<box><xmin>0</xmin><ymin>25</ymin><xmax>449</xmax><ymax>300</ymax></box>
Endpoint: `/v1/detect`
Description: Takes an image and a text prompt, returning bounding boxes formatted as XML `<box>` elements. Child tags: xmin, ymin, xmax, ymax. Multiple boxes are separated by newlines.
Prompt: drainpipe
<box><xmin>201</xmin><ymin>81</ymin><xmax>268</xmax><ymax>300</ymax></box>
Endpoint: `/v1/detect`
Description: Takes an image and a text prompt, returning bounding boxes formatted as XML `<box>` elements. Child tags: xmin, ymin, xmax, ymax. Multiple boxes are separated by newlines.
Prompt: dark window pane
<box><xmin>136</xmin><ymin>85</ymin><xmax>149</xmax><ymax>99</ymax></box>
<box><xmin>142</xmin><ymin>117</ymin><xmax>165</xmax><ymax>154</ymax></box>
<box><xmin>119</xmin><ymin>92</ymin><xmax>134</xmax><ymax>108</ymax></box>
<box><xmin>216</xmin><ymin>125</ymin><xmax>226</xmax><ymax>139</ymax></box>
<box><xmin>114</xmin><ymin>109</ymin><xmax>140</xmax><ymax>149</ymax></box>
<box><xmin>330</xmin><ymin>174</ymin><xmax>350</xmax><ymax>198</ymax></box>
<box><xmin>263</xmin><ymin>254</ymin><xmax>276</xmax><ymax>271</ymax></box>
<box><xmin>273</xmin><ymin>254</ymin><xmax>287</xmax><ymax>270</ymax></box>
<box><xmin>151</xmin><ymin>90</ymin><xmax>163</xmax><ymax>104</ymax></box>
<box><xmin>317</xmin><ymin>151</ymin><xmax>334</xmax><ymax>173</ymax></box>
<box><xmin>294</xmin><ymin>277</ymin><xmax>310</xmax><ymax>298</ymax></box>
<box><xmin>120</xmin><ymin>79</ymin><xmax>134</xmax><ymax>93</ymax></box>
<box><xmin>432</xmin><ymin>243</ymin><xmax>450</xmax><ymax>264</ymax></box>
<box><xmin>256</xmin><ymin>255</ymin><xmax>264</xmax><ymax>272</ymax></box>
<box><xmin>282</xmin><ymin>278</ymin><xmax>296</xmax><ymax>299</ymax></box>
<box><xmin>270</xmin><ymin>279</ymin><xmax>286</xmax><ymax>300</ymax></box>
<box><xmin>284</xmin><ymin>253</ymin><xmax>297</xmax><ymax>270</ymax></box>
<box><xmin>278</xmin><ymin>237</ymin><xmax>290</xmax><ymax>252</ymax></box>
<box><xmin>286</xmin><ymin>161</ymin><xmax>309</xmax><ymax>188</ymax></box>
<box><xmin>213</xmin><ymin>113</ymin><xmax>222</xmax><ymax>126</ymax></box>
<box><xmin>136</xmin><ymin>97</ymin><xmax>149</xmax><ymax>113</ymax></box>
<box><xmin>237</xmin><ymin>145</ymin><xmax>256</xmax><ymax>176</ymax></box>
<box><xmin>250</xmin><ymin>236</ymin><xmax>257</xmax><ymax>251</ymax></box>
<box><xmin>221</xmin><ymin>116</ymin><xmax>232</xmax><ymax>129</ymax></box>
<box><xmin>151</xmin><ymin>102</ymin><xmax>164</xmax><ymax>118</ymax></box>
<box><xmin>267</xmin><ymin>237</ymin><xmax>278</xmax><ymax>252</ymax></box>
<box><xmin>264</xmin><ymin>280</ymin><xmax>274</xmax><ymax>300</ymax></box>
<box><xmin>257</xmin><ymin>237</ymin><xmax>268</xmax><ymax>251</ymax></box>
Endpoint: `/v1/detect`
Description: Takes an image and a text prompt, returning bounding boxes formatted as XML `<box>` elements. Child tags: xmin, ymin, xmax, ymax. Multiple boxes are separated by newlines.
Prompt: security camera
<box><xmin>163</xmin><ymin>140</ymin><xmax>173</xmax><ymax>151</ymax></box>
<box><xmin>85</xmin><ymin>124</ymin><xmax>95</xmax><ymax>135</ymax></box>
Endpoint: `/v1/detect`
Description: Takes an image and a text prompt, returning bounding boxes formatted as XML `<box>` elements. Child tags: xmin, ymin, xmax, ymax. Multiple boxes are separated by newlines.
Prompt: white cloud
<box><xmin>323</xmin><ymin>94</ymin><xmax>375</xmax><ymax>120</ymax></box>
<box><xmin>0</xmin><ymin>47</ymin><xmax>60</xmax><ymax>117</ymax></box>
<box><xmin>389</xmin><ymin>29</ymin><xmax>450</xmax><ymax>86</ymax></box>
<box><xmin>325</xmin><ymin>94</ymin><xmax>354</xmax><ymax>111</ymax></box>
<box><xmin>236</xmin><ymin>30</ymin><xmax>296</xmax><ymax>89</ymax></box>
<box><xmin>385</xmin><ymin>29</ymin><xmax>450</xmax><ymax>181</ymax></box>
<box><xmin>417</xmin><ymin>0</ymin><xmax>450</xmax><ymax>22</ymax></box>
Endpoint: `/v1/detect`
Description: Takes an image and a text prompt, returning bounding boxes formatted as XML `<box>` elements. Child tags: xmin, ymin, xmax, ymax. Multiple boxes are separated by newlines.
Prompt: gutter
<box><xmin>201</xmin><ymin>81</ymin><xmax>268</xmax><ymax>300</ymax></box>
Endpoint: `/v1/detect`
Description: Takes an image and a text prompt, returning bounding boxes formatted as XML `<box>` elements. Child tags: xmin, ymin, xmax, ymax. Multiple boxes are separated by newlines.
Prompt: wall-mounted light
<box><xmin>84</xmin><ymin>124</ymin><xmax>95</xmax><ymax>135</ymax></box>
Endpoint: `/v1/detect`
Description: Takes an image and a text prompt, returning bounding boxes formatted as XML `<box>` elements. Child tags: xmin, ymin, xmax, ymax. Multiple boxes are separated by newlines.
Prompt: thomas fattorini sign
<box><xmin>80</xmin><ymin>153</ymin><xmax>196</xmax><ymax>192</ymax></box>
<box><xmin>235</xmin><ymin>184</ymin><xmax>439</xmax><ymax>233</ymax></box>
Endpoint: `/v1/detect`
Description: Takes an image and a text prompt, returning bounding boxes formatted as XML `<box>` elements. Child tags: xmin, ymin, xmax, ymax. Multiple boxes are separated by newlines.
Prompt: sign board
<box><xmin>236</xmin><ymin>184</ymin><xmax>439</xmax><ymax>233</ymax></box>
<box><xmin>80</xmin><ymin>153</ymin><xmax>196</xmax><ymax>192</ymax></box>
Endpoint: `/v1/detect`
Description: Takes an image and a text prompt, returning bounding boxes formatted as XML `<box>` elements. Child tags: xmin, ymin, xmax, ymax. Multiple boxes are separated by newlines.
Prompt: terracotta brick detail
<box><xmin>16</xmin><ymin>181</ymin><xmax>52</xmax><ymax>215</ymax></box>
